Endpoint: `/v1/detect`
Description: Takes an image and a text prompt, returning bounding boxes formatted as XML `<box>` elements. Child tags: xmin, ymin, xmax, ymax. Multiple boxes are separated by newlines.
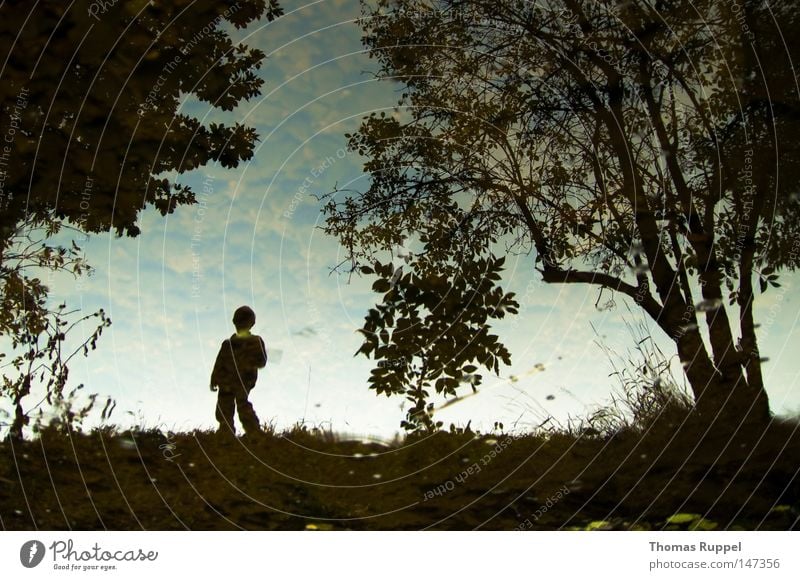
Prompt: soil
<box><xmin>1</xmin><ymin>418</ymin><xmax>798</xmax><ymax>530</ymax></box>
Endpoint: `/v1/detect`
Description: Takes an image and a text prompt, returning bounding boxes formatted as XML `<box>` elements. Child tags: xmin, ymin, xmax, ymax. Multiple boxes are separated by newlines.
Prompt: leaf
<box><xmin>666</xmin><ymin>513</ymin><xmax>701</xmax><ymax>525</ymax></box>
<box><xmin>304</xmin><ymin>523</ymin><xmax>334</xmax><ymax>531</ymax></box>
<box><xmin>372</xmin><ymin>279</ymin><xmax>392</xmax><ymax>293</ymax></box>
<box><xmin>585</xmin><ymin>520</ymin><xmax>614</xmax><ymax>530</ymax></box>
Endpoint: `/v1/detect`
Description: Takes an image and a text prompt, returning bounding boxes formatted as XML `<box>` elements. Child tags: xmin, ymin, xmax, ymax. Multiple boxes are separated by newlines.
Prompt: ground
<box><xmin>1</xmin><ymin>413</ymin><xmax>798</xmax><ymax>530</ymax></box>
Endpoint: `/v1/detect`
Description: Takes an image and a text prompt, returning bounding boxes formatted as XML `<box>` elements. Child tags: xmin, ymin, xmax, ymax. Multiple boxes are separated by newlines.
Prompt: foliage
<box><xmin>0</xmin><ymin>219</ymin><xmax>109</xmax><ymax>439</ymax></box>
<box><xmin>0</xmin><ymin>219</ymin><xmax>91</xmax><ymax>342</ymax></box>
<box><xmin>1</xmin><ymin>302</ymin><xmax>111</xmax><ymax>440</ymax></box>
<box><xmin>357</xmin><ymin>251</ymin><xmax>518</xmax><ymax>431</ymax></box>
<box><xmin>0</xmin><ymin>0</ymin><xmax>282</xmax><ymax>243</ymax></box>
<box><xmin>324</xmin><ymin>0</ymin><xmax>800</xmax><ymax>425</ymax></box>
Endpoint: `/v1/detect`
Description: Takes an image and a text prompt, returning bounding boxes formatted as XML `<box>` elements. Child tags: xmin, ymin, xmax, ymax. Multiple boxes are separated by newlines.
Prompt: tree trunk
<box><xmin>738</xmin><ymin>246</ymin><xmax>771</xmax><ymax>426</ymax></box>
<box><xmin>673</xmin><ymin>325</ymin><xmax>718</xmax><ymax>401</ymax></box>
<box><xmin>675</xmin><ymin>324</ymin><xmax>770</xmax><ymax>433</ymax></box>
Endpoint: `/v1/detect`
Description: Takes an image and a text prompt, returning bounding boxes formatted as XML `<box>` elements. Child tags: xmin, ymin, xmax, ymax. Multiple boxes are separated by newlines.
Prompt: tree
<box><xmin>0</xmin><ymin>0</ymin><xmax>283</xmax><ymax>434</ymax></box>
<box><xmin>323</xmin><ymin>0</ymin><xmax>800</xmax><ymax>429</ymax></box>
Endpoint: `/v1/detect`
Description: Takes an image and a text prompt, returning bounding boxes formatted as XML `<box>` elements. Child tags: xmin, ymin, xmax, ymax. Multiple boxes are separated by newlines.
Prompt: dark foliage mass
<box><xmin>0</xmin><ymin>0</ymin><xmax>282</xmax><ymax>242</ymax></box>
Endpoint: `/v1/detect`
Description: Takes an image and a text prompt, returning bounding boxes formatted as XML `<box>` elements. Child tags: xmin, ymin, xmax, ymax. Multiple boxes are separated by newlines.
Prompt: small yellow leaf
<box><xmin>304</xmin><ymin>523</ymin><xmax>334</xmax><ymax>531</ymax></box>
<box><xmin>667</xmin><ymin>513</ymin><xmax>701</xmax><ymax>525</ymax></box>
<box><xmin>586</xmin><ymin>520</ymin><xmax>613</xmax><ymax>531</ymax></box>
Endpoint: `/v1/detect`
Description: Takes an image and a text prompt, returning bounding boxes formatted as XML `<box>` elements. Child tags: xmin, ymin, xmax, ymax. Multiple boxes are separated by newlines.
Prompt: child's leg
<box><xmin>235</xmin><ymin>387</ymin><xmax>260</xmax><ymax>434</ymax></box>
<box><xmin>216</xmin><ymin>388</ymin><xmax>236</xmax><ymax>434</ymax></box>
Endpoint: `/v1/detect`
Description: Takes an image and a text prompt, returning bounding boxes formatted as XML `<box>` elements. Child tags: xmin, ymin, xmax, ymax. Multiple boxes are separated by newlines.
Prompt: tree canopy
<box><xmin>324</xmin><ymin>0</ymin><xmax>800</xmax><ymax>428</ymax></box>
<box><xmin>1</xmin><ymin>0</ymin><xmax>281</xmax><ymax>243</ymax></box>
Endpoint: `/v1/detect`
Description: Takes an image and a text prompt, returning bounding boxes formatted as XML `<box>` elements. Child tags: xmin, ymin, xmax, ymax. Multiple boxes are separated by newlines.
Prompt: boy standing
<box><xmin>210</xmin><ymin>306</ymin><xmax>267</xmax><ymax>436</ymax></box>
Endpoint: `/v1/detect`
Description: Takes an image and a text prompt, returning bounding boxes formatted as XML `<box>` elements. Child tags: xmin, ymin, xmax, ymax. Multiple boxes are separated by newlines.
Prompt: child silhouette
<box><xmin>210</xmin><ymin>306</ymin><xmax>267</xmax><ymax>436</ymax></box>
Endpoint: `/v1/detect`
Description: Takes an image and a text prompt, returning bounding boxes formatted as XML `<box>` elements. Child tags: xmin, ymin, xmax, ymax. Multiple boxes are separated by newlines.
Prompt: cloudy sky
<box><xmin>13</xmin><ymin>0</ymin><xmax>800</xmax><ymax>438</ymax></box>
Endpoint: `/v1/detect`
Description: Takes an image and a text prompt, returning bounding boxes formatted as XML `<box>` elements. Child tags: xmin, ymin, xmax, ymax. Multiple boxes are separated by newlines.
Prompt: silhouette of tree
<box><xmin>323</xmin><ymin>0</ymin><xmax>800</xmax><ymax>428</ymax></box>
<box><xmin>0</xmin><ymin>0</ymin><xmax>282</xmax><ymax>435</ymax></box>
<box><xmin>357</xmin><ymin>251</ymin><xmax>518</xmax><ymax>432</ymax></box>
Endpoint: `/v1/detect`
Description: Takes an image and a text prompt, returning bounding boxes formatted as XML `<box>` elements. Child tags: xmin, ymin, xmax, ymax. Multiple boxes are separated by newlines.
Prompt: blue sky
<box><xmin>9</xmin><ymin>0</ymin><xmax>800</xmax><ymax>438</ymax></box>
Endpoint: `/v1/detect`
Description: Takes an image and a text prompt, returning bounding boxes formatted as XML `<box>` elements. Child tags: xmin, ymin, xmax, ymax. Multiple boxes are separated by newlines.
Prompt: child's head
<box><xmin>232</xmin><ymin>305</ymin><xmax>256</xmax><ymax>331</ymax></box>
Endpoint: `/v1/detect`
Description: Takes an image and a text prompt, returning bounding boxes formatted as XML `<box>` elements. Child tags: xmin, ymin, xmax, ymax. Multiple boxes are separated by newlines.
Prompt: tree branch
<box><xmin>539</xmin><ymin>264</ymin><xmax>667</xmax><ymax>327</ymax></box>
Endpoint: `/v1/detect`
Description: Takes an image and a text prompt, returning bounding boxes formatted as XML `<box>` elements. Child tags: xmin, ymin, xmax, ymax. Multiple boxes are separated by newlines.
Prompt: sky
<box><xmin>7</xmin><ymin>0</ymin><xmax>800</xmax><ymax>439</ymax></box>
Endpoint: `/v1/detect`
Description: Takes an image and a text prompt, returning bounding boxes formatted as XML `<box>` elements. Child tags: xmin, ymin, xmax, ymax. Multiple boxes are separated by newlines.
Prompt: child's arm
<box><xmin>256</xmin><ymin>336</ymin><xmax>268</xmax><ymax>368</ymax></box>
<box><xmin>210</xmin><ymin>341</ymin><xmax>227</xmax><ymax>391</ymax></box>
